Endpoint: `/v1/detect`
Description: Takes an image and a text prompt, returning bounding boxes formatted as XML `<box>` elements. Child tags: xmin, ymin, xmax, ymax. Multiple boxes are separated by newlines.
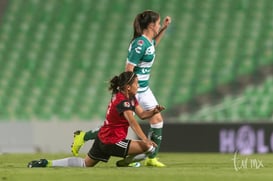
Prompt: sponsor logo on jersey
<box><xmin>135</xmin><ymin>46</ymin><xmax>142</xmax><ymax>54</ymax></box>
<box><xmin>141</xmin><ymin>68</ymin><xmax>150</xmax><ymax>74</ymax></box>
<box><xmin>123</xmin><ymin>101</ymin><xmax>130</xmax><ymax>108</ymax></box>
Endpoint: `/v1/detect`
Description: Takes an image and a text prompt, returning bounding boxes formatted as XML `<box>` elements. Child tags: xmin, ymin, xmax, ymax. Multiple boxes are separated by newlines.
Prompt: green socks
<box><xmin>83</xmin><ymin>127</ymin><xmax>100</xmax><ymax>141</ymax></box>
<box><xmin>148</xmin><ymin>127</ymin><xmax>163</xmax><ymax>158</ymax></box>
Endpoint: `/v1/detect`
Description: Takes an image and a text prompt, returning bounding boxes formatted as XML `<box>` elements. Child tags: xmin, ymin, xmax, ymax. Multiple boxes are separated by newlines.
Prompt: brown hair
<box><xmin>131</xmin><ymin>10</ymin><xmax>160</xmax><ymax>41</ymax></box>
<box><xmin>109</xmin><ymin>71</ymin><xmax>137</xmax><ymax>94</ymax></box>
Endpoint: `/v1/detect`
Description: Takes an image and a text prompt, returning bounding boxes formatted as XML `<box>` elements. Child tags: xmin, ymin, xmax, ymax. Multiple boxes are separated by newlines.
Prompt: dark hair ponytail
<box><xmin>109</xmin><ymin>75</ymin><xmax>120</xmax><ymax>94</ymax></box>
<box><xmin>131</xmin><ymin>10</ymin><xmax>160</xmax><ymax>41</ymax></box>
<box><xmin>132</xmin><ymin>14</ymin><xmax>143</xmax><ymax>41</ymax></box>
<box><xmin>109</xmin><ymin>71</ymin><xmax>137</xmax><ymax>94</ymax></box>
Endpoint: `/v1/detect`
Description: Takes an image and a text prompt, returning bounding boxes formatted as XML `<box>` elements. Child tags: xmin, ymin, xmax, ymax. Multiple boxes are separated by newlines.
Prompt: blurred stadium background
<box><xmin>0</xmin><ymin>0</ymin><xmax>272</xmax><ymax>153</ymax></box>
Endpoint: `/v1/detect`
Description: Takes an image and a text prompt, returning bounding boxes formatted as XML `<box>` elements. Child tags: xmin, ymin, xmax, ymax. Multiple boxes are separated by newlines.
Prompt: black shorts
<box><xmin>88</xmin><ymin>136</ymin><xmax>131</xmax><ymax>162</ymax></box>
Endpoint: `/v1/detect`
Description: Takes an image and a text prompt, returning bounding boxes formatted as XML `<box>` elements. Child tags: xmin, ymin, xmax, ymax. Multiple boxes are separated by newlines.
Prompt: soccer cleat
<box><xmin>116</xmin><ymin>160</ymin><xmax>141</xmax><ymax>167</ymax></box>
<box><xmin>71</xmin><ymin>130</ymin><xmax>86</xmax><ymax>156</ymax></box>
<box><xmin>27</xmin><ymin>159</ymin><xmax>48</xmax><ymax>168</ymax></box>
<box><xmin>144</xmin><ymin>157</ymin><xmax>166</xmax><ymax>167</ymax></box>
<box><xmin>128</xmin><ymin>162</ymin><xmax>141</xmax><ymax>167</ymax></box>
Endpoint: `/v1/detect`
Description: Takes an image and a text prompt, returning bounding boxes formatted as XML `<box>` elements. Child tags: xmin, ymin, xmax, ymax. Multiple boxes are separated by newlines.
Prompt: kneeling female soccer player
<box><xmin>28</xmin><ymin>71</ymin><xmax>165</xmax><ymax>168</ymax></box>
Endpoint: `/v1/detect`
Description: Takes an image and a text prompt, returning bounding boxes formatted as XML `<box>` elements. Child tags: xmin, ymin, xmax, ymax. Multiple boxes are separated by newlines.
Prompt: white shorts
<box><xmin>136</xmin><ymin>88</ymin><xmax>158</xmax><ymax>111</ymax></box>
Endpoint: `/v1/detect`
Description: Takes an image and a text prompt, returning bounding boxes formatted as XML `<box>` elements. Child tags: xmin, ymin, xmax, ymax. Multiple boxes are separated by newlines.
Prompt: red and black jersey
<box><xmin>98</xmin><ymin>92</ymin><xmax>139</xmax><ymax>144</ymax></box>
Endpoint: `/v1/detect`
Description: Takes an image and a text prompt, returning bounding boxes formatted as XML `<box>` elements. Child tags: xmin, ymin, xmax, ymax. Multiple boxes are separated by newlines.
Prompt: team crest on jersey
<box><xmin>137</xmin><ymin>40</ymin><xmax>144</xmax><ymax>46</ymax></box>
<box><xmin>123</xmin><ymin>101</ymin><xmax>130</xmax><ymax>108</ymax></box>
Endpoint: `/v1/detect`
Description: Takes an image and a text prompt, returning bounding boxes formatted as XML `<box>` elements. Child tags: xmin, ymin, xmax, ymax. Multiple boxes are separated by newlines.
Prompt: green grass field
<box><xmin>0</xmin><ymin>153</ymin><xmax>273</xmax><ymax>181</ymax></box>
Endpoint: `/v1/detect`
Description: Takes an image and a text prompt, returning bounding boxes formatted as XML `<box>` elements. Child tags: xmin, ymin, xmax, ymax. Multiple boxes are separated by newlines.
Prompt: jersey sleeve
<box><xmin>116</xmin><ymin>100</ymin><xmax>135</xmax><ymax>114</ymax></box>
<box><xmin>127</xmin><ymin>39</ymin><xmax>146</xmax><ymax>65</ymax></box>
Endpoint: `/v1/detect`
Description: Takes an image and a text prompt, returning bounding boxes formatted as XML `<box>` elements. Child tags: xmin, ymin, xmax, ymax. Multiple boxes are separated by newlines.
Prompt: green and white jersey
<box><xmin>126</xmin><ymin>35</ymin><xmax>156</xmax><ymax>92</ymax></box>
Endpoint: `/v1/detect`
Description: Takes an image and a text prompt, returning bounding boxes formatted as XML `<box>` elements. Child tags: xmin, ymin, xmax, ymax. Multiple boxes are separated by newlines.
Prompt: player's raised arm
<box><xmin>154</xmin><ymin>16</ymin><xmax>171</xmax><ymax>46</ymax></box>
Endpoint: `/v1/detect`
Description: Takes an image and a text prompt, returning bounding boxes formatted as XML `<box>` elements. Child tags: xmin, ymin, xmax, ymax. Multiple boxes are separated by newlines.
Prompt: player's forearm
<box><xmin>138</xmin><ymin>109</ymin><xmax>157</xmax><ymax>120</ymax></box>
<box><xmin>130</xmin><ymin>120</ymin><xmax>149</xmax><ymax>141</ymax></box>
<box><xmin>124</xmin><ymin>111</ymin><xmax>149</xmax><ymax>140</ymax></box>
<box><xmin>154</xmin><ymin>26</ymin><xmax>167</xmax><ymax>45</ymax></box>
<box><xmin>155</xmin><ymin>16</ymin><xmax>171</xmax><ymax>46</ymax></box>
<box><xmin>138</xmin><ymin>105</ymin><xmax>165</xmax><ymax>120</ymax></box>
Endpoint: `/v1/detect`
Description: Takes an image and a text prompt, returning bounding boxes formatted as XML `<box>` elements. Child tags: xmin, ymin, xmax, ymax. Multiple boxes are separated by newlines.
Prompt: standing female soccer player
<box><xmin>28</xmin><ymin>71</ymin><xmax>165</xmax><ymax>168</ymax></box>
<box><xmin>71</xmin><ymin>10</ymin><xmax>171</xmax><ymax>167</ymax></box>
<box><xmin>125</xmin><ymin>10</ymin><xmax>171</xmax><ymax>167</ymax></box>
